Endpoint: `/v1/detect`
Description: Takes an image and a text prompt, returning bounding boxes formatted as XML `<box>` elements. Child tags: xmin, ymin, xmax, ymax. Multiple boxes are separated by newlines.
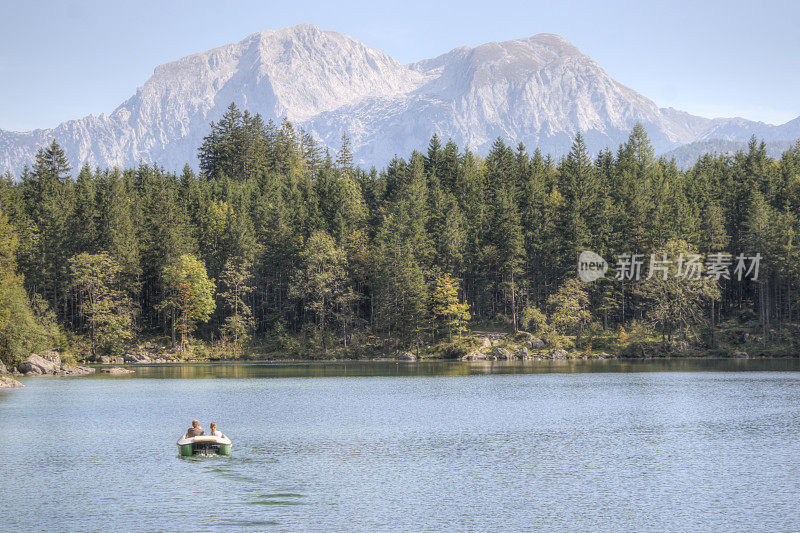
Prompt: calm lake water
<box><xmin>2</xmin><ymin>359</ymin><xmax>800</xmax><ymax>531</ymax></box>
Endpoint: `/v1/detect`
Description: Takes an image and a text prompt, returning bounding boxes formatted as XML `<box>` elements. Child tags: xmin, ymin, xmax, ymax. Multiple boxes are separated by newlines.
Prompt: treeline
<box><xmin>2</xmin><ymin>102</ymin><xmax>800</xmax><ymax>363</ymax></box>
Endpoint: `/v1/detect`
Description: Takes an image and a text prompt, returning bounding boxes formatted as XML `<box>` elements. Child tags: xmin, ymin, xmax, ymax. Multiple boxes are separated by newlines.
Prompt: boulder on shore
<box><xmin>19</xmin><ymin>352</ymin><xmax>95</xmax><ymax>376</ymax></box>
<box><xmin>397</xmin><ymin>351</ymin><xmax>417</xmax><ymax>361</ymax></box>
<box><xmin>59</xmin><ymin>365</ymin><xmax>95</xmax><ymax>375</ymax></box>
<box><xmin>41</xmin><ymin>351</ymin><xmax>62</xmax><ymax>366</ymax></box>
<box><xmin>19</xmin><ymin>354</ymin><xmax>60</xmax><ymax>375</ymax></box>
<box><xmin>491</xmin><ymin>346</ymin><xmax>512</xmax><ymax>360</ymax></box>
<box><xmin>514</xmin><ymin>347</ymin><xmax>530</xmax><ymax>359</ymax></box>
<box><xmin>526</xmin><ymin>338</ymin><xmax>545</xmax><ymax>350</ymax></box>
<box><xmin>734</xmin><ymin>351</ymin><xmax>748</xmax><ymax>358</ymax></box>
<box><xmin>100</xmin><ymin>367</ymin><xmax>135</xmax><ymax>374</ymax></box>
<box><xmin>551</xmin><ymin>349</ymin><xmax>568</xmax><ymax>360</ymax></box>
<box><xmin>461</xmin><ymin>350</ymin><xmax>487</xmax><ymax>361</ymax></box>
<box><xmin>123</xmin><ymin>353</ymin><xmax>152</xmax><ymax>363</ymax></box>
<box><xmin>0</xmin><ymin>375</ymin><xmax>24</xmax><ymax>388</ymax></box>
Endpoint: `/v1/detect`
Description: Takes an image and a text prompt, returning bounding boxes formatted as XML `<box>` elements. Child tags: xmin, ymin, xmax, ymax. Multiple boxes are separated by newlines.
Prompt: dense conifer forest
<box><xmin>2</xmin><ymin>103</ymin><xmax>800</xmax><ymax>364</ymax></box>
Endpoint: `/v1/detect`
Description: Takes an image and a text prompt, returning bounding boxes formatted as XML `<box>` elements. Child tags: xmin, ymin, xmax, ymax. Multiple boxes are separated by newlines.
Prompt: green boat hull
<box><xmin>177</xmin><ymin>433</ymin><xmax>232</xmax><ymax>456</ymax></box>
<box><xmin>179</xmin><ymin>442</ymin><xmax>232</xmax><ymax>456</ymax></box>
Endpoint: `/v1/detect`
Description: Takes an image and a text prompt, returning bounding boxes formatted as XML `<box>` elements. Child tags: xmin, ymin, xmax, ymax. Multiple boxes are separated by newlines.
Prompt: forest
<box><xmin>2</xmin><ymin>102</ymin><xmax>800</xmax><ymax>365</ymax></box>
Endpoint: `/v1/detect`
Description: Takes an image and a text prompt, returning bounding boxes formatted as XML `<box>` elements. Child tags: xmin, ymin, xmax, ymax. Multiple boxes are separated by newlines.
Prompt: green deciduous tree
<box><xmin>289</xmin><ymin>230</ymin><xmax>349</xmax><ymax>353</ymax></box>
<box><xmin>636</xmin><ymin>240</ymin><xmax>720</xmax><ymax>347</ymax></box>
<box><xmin>69</xmin><ymin>252</ymin><xmax>134</xmax><ymax>356</ymax></box>
<box><xmin>159</xmin><ymin>254</ymin><xmax>216</xmax><ymax>351</ymax></box>
<box><xmin>0</xmin><ymin>209</ymin><xmax>55</xmax><ymax>366</ymax></box>
<box><xmin>547</xmin><ymin>278</ymin><xmax>591</xmax><ymax>344</ymax></box>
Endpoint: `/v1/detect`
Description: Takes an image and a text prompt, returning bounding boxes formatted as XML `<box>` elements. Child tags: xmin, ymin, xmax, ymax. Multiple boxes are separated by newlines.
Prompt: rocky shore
<box><xmin>82</xmin><ymin>343</ymin><xmax>183</xmax><ymax>365</ymax></box>
<box><xmin>0</xmin><ymin>372</ymin><xmax>24</xmax><ymax>388</ymax></box>
<box><xmin>458</xmin><ymin>333</ymin><xmax>612</xmax><ymax>362</ymax></box>
<box><xmin>0</xmin><ymin>333</ymin><xmax>769</xmax><ymax>385</ymax></box>
<box><xmin>99</xmin><ymin>367</ymin><xmax>136</xmax><ymax>374</ymax></box>
<box><xmin>9</xmin><ymin>351</ymin><xmax>94</xmax><ymax>378</ymax></box>
<box><xmin>1</xmin><ymin>353</ymin><xmax>138</xmax><ymax>387</ymax></box>
<box><xmin>0</xmin><ymin>360</ymin><xmax>24</xmax><ymax>387</ymax></box>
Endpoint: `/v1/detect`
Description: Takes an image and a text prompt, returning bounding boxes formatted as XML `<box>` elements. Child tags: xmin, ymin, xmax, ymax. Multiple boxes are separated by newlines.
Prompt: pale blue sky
<box><xmin>0</xmin><ymin>0</ymin><xmax>798</xmax><ymax>131</ymax></box>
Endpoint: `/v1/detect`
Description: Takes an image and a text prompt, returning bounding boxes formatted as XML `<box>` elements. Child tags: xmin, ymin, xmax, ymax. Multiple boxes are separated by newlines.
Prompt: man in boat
<box><xmin>186</xmin><ymin>419</ymin><xmax>204</xmax><ymax>437</ymax></box>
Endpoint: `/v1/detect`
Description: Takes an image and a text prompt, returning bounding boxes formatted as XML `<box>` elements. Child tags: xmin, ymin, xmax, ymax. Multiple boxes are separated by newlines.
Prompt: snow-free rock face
<box><xmin>0</xmin><ymin>24</ymin><xmax>424</xmax><ymax>173</ymax></box>
<box><xmin>307</xmin><ymin>33</ymin><xmax>694</xmax><ymax>162</ymax></box>
<box><xmin>1</xmin><ymin>25</ymin><xmax>798</xmax><ymax>173</ymax></box>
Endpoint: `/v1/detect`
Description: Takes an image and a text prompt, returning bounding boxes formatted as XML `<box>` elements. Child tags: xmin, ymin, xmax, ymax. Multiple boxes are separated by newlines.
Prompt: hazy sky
<box><xmin>1</xmin><ymin>0</ymin><xmax>798</xmax><ymax>131</ymax></box>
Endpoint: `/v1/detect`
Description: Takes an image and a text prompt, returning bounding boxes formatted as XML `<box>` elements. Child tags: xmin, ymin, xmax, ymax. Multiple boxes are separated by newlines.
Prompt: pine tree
<box><xmin>198</xmin><ymin>102</ymin><xmax>245</xmax><ymax>179</ymax></box>
<box><xmin>336</xmin><ymin>134</ymin><xmax>354</xmax><ymax>172</ymax></box>
<box><xmin>430</xmin><ymin>273</ymin><xmax>471</xmax><ymax>339</ymax></box>
<box><xmin>558</xmin><ymin>133</ymin><xmax>598</xmax><ymax>254</ymax></box>
<box><xmin>425</xmin><ymin>133</ymin><xmax>443</xmax><ymax>179</ymax></box>
<box><xmin>22</xmin><ymin>140</ymin><xmax>74</xmax><ymax>321</ymax></box>
<box><xmin>374</xmin><ymin>209</ymin><xmax>428</xmax><ymax>350</ymax></box>
<box><xmin>72</xmin><ymin>164</ymin><xmax>98</xmax><ymax>255</ymax></box>
<box><xmin>744</xmin><ymin>190</ymin><xmax>772</xmax><ymax>343</ymax></box>
<box><xmin>488</xmin><ymin>185</ymin><xmax>524</xmax><ymax>331</ymax></box>
<box><xmin>97</xmin><ymin>168</ymin><xmax>141</xmax><ymax>300</ymax></box>
<box><xmin>219</xmin><ymin>257</ymin><xmax>254</xmax><ymax>357</ymax></box>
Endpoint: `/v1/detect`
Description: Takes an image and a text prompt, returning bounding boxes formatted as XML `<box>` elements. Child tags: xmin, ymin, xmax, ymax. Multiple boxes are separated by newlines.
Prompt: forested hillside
<box><xmin>2</xmin><ymin>103</ymin><xmax>800</xmax><ymax>364</ymax></box>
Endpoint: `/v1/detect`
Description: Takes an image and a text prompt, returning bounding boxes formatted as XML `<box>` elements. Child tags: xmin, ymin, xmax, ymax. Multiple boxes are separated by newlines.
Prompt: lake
<box><xmin>2</xmin><ymin>359</ymin><xmax>800</xmax><ymax>531</ymax></box>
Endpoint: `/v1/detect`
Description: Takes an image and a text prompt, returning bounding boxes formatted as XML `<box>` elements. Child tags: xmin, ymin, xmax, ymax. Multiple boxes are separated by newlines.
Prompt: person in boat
<box><xmin>186</xmin><ymin>419</ymin><xmax>204</xmax><ymax>437</ymax></box>
<box><xmin>209</xmin><ymin>422</ymin><xmax>221</xmax><ymax>437</ymax></box>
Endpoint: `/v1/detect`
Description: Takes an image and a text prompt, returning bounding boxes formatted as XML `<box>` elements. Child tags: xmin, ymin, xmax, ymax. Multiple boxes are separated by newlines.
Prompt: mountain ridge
<box><xmin>1</xmin><ymin>24</ymin><xmax>798</xmax><ymax>173</ymax></box>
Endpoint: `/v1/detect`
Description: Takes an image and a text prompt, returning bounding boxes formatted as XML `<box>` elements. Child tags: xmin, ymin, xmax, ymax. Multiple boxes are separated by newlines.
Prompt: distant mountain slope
<box><xmin>662</xmin><ymin>139</ymin><xmax>798</xmax><ymax>169</ymax></box>
<box><xmin>306</xmin><ymin>33</ymin><xmax>718</xmax><ymax>161</ymax></box>
<box><xmin>1</xmin><ymin>24</ymin><xmax>798</xmax><ymax>173</ymax></box>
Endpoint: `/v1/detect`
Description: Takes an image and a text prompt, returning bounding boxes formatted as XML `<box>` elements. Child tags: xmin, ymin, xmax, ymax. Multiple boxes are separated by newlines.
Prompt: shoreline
<box><xmin>4</xmin><ymin>330</ymin><xmax>795</xmax><ymax>386</ymax></box>
<box><xmin>5</xmin><ymin>353</ymin><xmax>797</xmax><ymax>387</ymax></box>
<box><xmin>70</xmin><ymin>328</ymin><xmax>796</xmax><ymax>366</ymax></box>
<box><xmin>85</xmin><ymin>352</ymin><xmax>800</xmax><ymax>365</ymax></box>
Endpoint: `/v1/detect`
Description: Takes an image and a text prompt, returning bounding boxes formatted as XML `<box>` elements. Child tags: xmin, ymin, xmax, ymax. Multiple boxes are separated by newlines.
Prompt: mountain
<box><xmin>661</xmin><ymin>139</ymin><xmax>797</xmax><ymax>169</ymax></box>
<box><xmin>1</xmin><ymin>24</ymin><xmax>798</xmax><ymax>174</ymax></box>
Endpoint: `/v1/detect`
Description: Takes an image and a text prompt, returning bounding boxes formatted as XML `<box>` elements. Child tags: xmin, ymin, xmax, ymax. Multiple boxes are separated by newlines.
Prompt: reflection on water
<box><xmin>89</xmin><ymin>357</ymin><xmax>800</xmax><ymax>379</ymax></box>
<box><xmin>2</xmin><ymin>360</ymin><xmax>800</xmax><ymax>531</ymax></box>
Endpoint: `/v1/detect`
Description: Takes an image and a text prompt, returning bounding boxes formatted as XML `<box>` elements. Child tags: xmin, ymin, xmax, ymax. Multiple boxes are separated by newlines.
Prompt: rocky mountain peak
<box><xmin>0</xmin><ymin>26</ymin><xmax>797</xmax><ymax>174</ymax></box>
